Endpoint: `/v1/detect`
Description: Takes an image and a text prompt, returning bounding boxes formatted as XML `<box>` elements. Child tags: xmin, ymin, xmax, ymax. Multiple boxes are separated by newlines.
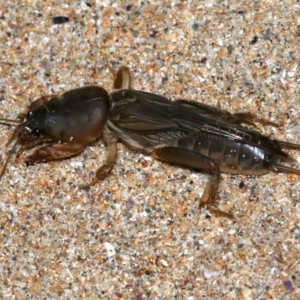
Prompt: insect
<box><xmin>1</xmin><ymin>67</ymin><xmax>300</xmax><ymax>218</ymax></box>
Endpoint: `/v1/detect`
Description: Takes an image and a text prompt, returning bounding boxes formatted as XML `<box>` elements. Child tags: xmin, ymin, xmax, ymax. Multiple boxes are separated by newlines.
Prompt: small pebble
<box><xmin>52</xmin><ymin>16</ymin><xmax>69</xmax><ymax>25</ymax></box>
<box><xmin>104</xmin><ymin>242</ymin><xmax>116</xmax><ymax>257</ymax></box>
<box><xmin>241</xmin><ymin>286</ymin><xmax>252</xmax><ymax>298</ymax></box>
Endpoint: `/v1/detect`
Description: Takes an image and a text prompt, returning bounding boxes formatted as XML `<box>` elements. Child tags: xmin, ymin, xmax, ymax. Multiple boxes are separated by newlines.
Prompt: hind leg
<box><xmin>153</xmin><ymin>146</ymin><xmax>234</xmax><ymax>219</ymax></box>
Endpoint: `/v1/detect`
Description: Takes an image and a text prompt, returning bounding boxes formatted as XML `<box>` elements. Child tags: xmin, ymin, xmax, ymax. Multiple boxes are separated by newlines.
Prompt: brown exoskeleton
<box><xmin>1</xmin><ymin>67</ymin><xmax>300</xmax><ymax>218</ymax></box>
<box><xmin>106</xmin><ymin>88</ymin><xmax>300</xmax><ymax>217</ymax></box>
<box><xmin>0</xmin><ymin>67</ymin><xmax>130</xmax><ymax>183</ymax></box>
<box><xmin>107</xmin><ymin>90</ymin><xmax>300</xmax><ymax>217</ymax></box>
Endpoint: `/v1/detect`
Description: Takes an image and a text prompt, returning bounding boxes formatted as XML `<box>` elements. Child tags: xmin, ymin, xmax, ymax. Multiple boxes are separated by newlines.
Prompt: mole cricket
<box><xmin>1</xmin><ymin>67</ymin><xmax>300</xmax><ymax>218</ymax></box>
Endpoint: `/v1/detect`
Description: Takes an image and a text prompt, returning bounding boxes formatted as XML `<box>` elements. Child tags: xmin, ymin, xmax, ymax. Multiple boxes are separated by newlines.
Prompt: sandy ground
<box><xmin>1</xmin><ymin>0</ymin><xmax>300</xmax><ymax>299</ymax></box>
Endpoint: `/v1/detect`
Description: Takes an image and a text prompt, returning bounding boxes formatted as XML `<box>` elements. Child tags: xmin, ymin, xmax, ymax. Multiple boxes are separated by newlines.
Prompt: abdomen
<box><xmin>174</xmin><ymin>135</ymin><xmax>278</xmax><ymax>175</ymax></box>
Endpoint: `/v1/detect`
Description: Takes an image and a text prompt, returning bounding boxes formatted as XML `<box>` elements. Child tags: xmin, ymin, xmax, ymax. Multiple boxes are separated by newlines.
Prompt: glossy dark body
<box><xmin>108</xmin><ymin>89</ymin><xmax>293</xmax><ymax>176</ymax></box>
<box><xmin>2</xmin><ymin>66</ymin><xmax>300</xmax><ymax>217</ymax></box>
<box><xmin>21</xmin><ymin>86</ymin><xmax>109</xmax><ymax>144</ymax></box>
<box><xmin>0</xmin><ymin>86</ymin><xmax>110</xmax><ymax>175</ymax></box>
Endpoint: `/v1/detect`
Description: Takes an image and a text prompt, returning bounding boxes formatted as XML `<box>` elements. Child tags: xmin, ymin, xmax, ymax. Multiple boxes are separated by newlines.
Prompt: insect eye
<box><xmin>26</xmin><ymin>111</ymin><xmax>33</xmax><ymax>119</ymax></box>
<box><xmin>33</xmin><ymin>128</ymin><xmax>40</xmax><ymax>138</ymax></box>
